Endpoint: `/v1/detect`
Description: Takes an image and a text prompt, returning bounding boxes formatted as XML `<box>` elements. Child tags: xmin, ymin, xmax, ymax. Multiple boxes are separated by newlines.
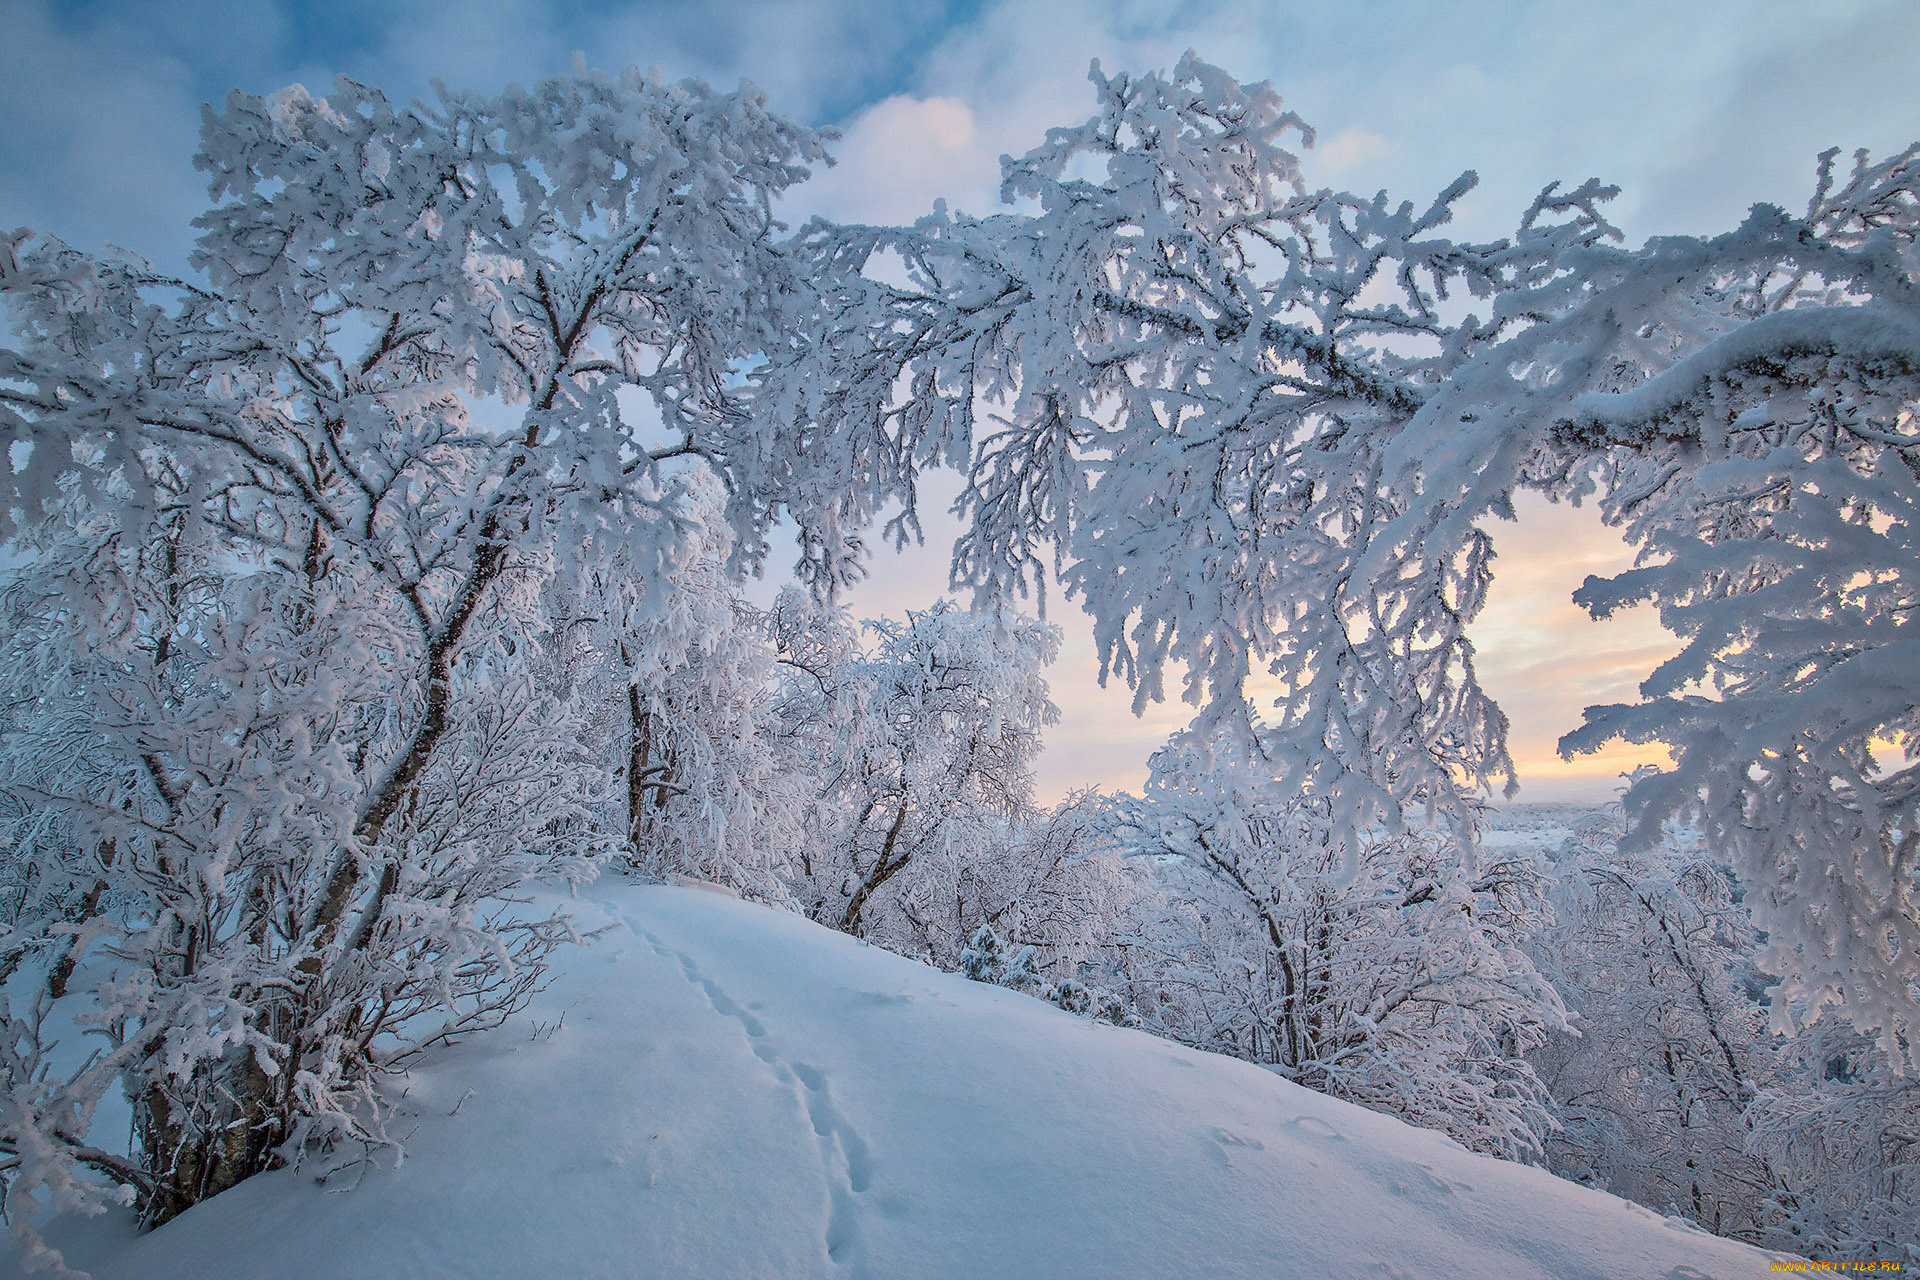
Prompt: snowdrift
<box><xmin>16</xmin><ymin>882</ymin><xmax>1779</xmax><ymax>1279</ymax></box>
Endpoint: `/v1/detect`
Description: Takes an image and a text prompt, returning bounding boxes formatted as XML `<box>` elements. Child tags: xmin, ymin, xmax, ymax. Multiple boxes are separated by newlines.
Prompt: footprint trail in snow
<box><xmin>634</xmin><ymin>920</ymin><xmax>878</xmax><ymax>1277</ymax></box>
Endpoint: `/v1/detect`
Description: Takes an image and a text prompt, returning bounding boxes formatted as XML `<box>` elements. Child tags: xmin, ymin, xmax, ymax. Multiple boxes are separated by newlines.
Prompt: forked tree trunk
<box><xmin>45</xmin><ymin>871</ymin><xmax>107</xmax><ymax>1001</ymax></box>
<box><xmin>137</xmin><ymin>1052</ymin><xmax>289</xmax><ymax>1226</ymax></box>
<box><xmin>839</xmin><ymin>798</ymin><xmax>912</xmax><ymax>935</ymax></box>
<box><xmin>629</xmin><ymin>686</ymin><xmax>656</xmax><ymax>850</ymax></box>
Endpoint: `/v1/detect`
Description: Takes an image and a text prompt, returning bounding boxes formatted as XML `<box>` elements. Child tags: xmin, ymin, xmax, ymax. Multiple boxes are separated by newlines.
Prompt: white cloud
<box><xmin>790</xmin><ymin>94</ymin><xmax>994</xmax><ymax>225</ymax></box>
<box><xmin>1315</xmin><ymin>126</ymin><xmax>1393</xmax><ymax>174</ymax></box>
<box><xmin>0</xmin><ymin>2</ymin><xmax>209</xmax><ymax>269</ymax></box>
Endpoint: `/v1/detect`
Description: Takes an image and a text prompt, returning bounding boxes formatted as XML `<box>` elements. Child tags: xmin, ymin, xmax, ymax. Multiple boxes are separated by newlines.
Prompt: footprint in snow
<box><xmin>1204</xmin><ymin>1127</ymin><xmax>1267</xmax><ymax>1170</ymax></box>
<box><xmin>1409</xmin><ymin>1162</ymin><xmax>1471</xmax><ymax>1195</ymax></box>
<box><xmin>853</xmin><ymin>989</ymin><xmax>913</xmax><ymax>1008</ymax></box>
<box><xmin>1290</xmin><ymin>1114</ymin><xmax>1346</xmax><ymax>1141</ymax></box>
<box><xmin>1209</xmin><ymin>1126</ymin><xmax>1264</xmax><ymax>1150</ymax></box>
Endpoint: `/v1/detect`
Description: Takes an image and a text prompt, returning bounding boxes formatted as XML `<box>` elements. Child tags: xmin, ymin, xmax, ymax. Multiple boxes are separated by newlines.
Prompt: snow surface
<box><xmin>14</xmin><ymin>881</ymin><xmax>1783</xmax><ymax>1280</ymax></box>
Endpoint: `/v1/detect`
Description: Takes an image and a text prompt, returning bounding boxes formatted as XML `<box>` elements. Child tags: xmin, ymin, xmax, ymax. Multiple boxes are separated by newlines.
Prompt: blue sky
<box><xmin>5</xmin><ymin>0</ymin><xmax>1918</xmax><ymax>801</ymax></box>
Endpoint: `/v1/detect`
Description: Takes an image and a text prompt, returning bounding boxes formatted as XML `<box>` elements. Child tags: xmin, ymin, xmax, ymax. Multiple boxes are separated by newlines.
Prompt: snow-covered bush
<box><xmin>0</xmin><ymin>490</ymin><xmax>600</xmax><ymax>1240</ymax></box>
<box><xmin>957</xmin><ymin>924</ymin><xmax>1138</xmax><ymax>1027</ymax></box>
<box><xmin>1750</xmin><ymin>1017</ymin><xmax>1920</xmax><ymax>1264</ymax></box>
<box><xmin>958</xmin><ymin>924</ymin><xmax>1040</xmax><ymax>990</ymax></box>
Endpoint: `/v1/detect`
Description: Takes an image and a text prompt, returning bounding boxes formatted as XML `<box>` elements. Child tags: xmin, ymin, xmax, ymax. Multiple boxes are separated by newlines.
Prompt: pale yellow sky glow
<box><xmin>1469</xmin><ymin>495</ymin><xmax>1679</xmax><ymax>803</ymax></box>
<box><xmin>839</xmin><ymin>486</ymin><xmax>1681</xmax><ymax>807</ymax></box>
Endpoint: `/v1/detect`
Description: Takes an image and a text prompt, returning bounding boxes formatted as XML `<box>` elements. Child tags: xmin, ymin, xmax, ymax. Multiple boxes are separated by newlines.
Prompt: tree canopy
<box><xmin>758</xmin><ymin>53</ymin><xmax>1920</xmax><ymax>1068</ymax></box>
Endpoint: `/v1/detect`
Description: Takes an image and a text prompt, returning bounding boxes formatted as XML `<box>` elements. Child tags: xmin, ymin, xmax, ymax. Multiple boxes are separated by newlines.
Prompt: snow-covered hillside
<box><xmin>16</xmin><ymin>882</ymin><xmax>1781</xmax><ymax>1280</ymax></box>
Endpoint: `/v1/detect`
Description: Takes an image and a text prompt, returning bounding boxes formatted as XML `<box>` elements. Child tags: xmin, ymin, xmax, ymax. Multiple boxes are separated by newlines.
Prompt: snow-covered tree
<box><xmin>887</xmin><ymin>792</ymin><xmax>1136</xmax><ymax>978</ymax></box>
<box><xmin>1548</xmin><ymin>150</ymin><xmax>1920</xmax><ymax>1061</ymax></box>
<box><xmin>761</xmin><ymin>54</ymin><xmax>1920</xmax><ymax>1061</ymax></box>
<box><xmin>1528</xmin><ymin>801</ymin><xmax>1920</xmax><ymax>1260</ymax></box>
<box><xmin>1527</xmin><ymin>807</ymin><xmax>1775</xmax><ymax>1234</ymax></box>
<box><xmin>0</xmin><ymin>65</ymin><xmax>850</xmax><ymax>1252</ymax></box>
<box><xmin>770</xmin><ymin>596</ymin><xmax>1063</xmax><ymax>946</ymax></box>
<box><xmin>1118</xmin><ymin>721</ymin><xmax>1564</xmax><ymax>1161</ymax></box>
<box><xmin>553</xmin><ymin>468</ymin><xmax>808</xmax><ymax>903</ymax></box>
<box><xmin>761</xmin><ymin>592</ymin><xmax>1134</xmax><ymax>977</ymax></box>
<box><xmin>764</xmin><ymin>54</ymin><xmax>1616</xmax><ymax>869</ymax></box>
<box><xmin>0</xmin><ymin>474</ymin><xmax>600</xmax><ymax>1240</ymax></box>
<box><xmin>1750</xmin><ymin>1017</ymin><xmax>1920</xmax><ymax>1263</ymax></box>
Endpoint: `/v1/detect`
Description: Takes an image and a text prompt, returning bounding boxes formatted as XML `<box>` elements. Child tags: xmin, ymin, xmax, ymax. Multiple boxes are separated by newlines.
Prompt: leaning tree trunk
<box><xmin>839</xmin><ymin>797</ymin><xmax>912</xmax><ymax>936</ymax></box>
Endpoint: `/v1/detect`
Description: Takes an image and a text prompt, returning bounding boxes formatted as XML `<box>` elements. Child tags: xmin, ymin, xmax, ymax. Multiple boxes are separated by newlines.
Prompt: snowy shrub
<box><xmin>1047</xmin><ymin>979</ymin><xmax>1093</xmax><ymax>1016</ymax></box>
<box><xmin>1044</xmin><ymin>978</ymin><xmax>1136</xmax><ymax>1027</ymax></box>
<box><xmin>959</xmin><ymin>925</ymin><xmax>1040</xmax><ymax>991</ymax></box>
<box><xmin>955</xmin><ymin>925</ymin><xmax>1138</xmax><ymax>1028</ymax></box>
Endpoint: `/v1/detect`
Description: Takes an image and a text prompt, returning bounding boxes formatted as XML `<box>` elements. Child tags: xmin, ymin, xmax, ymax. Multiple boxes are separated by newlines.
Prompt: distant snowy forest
<box><xmin>1</xmin><ymin>55</ymin><xmax>1915</xmax><ymax>1269</ymax></box>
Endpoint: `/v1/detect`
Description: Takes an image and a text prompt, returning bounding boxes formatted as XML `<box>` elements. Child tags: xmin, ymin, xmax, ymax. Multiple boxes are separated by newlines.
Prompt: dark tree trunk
<box><xmin>839</xmin><ymin>798</ymin><xmax>912</xmax><ymax>935</ymax></box>
<box><xmin>137</xmin><ymin>1051</ymin><xmax>290</xmax><ymax>1226</ymax></box>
